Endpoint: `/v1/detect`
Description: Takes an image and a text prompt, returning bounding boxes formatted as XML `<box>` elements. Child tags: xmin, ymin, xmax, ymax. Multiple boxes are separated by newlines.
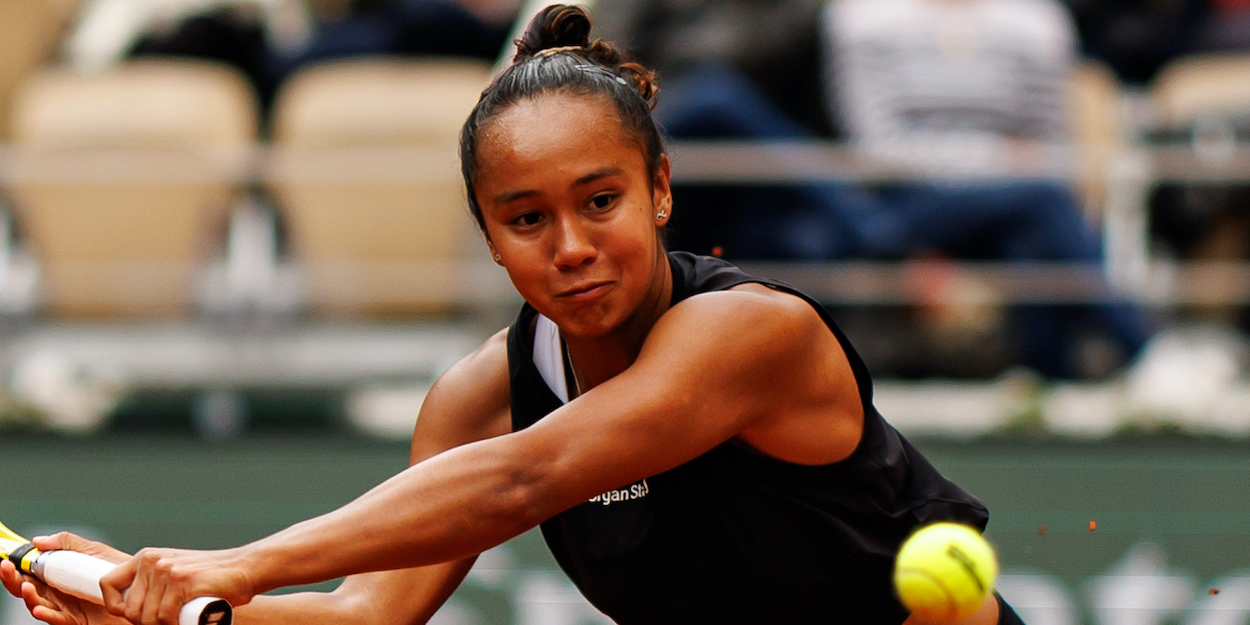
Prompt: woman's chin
<box><xmin>551</xmin><ymin>317</ymin><xmax>616</xmax><ymax>339</ymax></box>
<box><xmin>546</xmin><ymin>304</ymin><xmax>625</xmax><ymax>338</ymax></box>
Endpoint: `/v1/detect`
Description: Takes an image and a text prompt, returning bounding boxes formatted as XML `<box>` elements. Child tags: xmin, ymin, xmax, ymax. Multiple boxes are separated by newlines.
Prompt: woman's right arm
<box><xmin>3</xmin><ymin>330</ymin><xmax>514</xmax><ymax>625</ymax></box>
<box><xmin>3</xmin><ymin>536</ymin><xmax>479</xmax><ymax>625</ymax></box>
<box><xmin>239</xmin><ymin>329</ymin><xmax>515</xmax><ymax>624</ymax></box>
<box><xmin>238</xmin><ymin>562</ymin><xmax>478</xmax><ymax>625</ymax></box>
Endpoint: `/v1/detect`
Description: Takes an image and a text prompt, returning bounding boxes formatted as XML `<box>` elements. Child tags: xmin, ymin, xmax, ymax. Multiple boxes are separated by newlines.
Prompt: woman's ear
<box><xmin>653</xmin><ymin>154</ymin><xmax>673</xmax><ymax>227</ymax></box>
<box><xmin>486</xmin><ymin>240</ymin><xmax>504</xmax><ymax>266</ymax></box>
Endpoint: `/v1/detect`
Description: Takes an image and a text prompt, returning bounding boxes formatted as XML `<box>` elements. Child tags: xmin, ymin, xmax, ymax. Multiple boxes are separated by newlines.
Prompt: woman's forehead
<box><xmin>478</xmin><ymin>94</ymin><xmax>637</xmax><ymax>166</ymax></box>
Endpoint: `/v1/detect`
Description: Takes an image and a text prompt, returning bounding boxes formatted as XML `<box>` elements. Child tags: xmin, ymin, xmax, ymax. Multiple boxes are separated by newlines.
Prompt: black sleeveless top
<box><xmin>506</xmin><ymin>252</ymin><xmax>989</xmax><ymax>624</ymax></box>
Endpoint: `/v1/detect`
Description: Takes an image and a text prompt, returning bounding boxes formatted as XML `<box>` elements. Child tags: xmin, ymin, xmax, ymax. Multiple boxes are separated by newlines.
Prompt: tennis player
<box><xmin>3</xmin><ymin>5</ymin><xmax>1024</xmax><ymax>624</ymax></box>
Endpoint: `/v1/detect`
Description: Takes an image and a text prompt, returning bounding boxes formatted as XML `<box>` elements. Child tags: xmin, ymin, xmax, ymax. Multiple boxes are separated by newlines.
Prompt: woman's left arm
<box><xmin>102</xmin><ymin>289</ymin><xmax>850</xmax><ymax>624</ymax></box>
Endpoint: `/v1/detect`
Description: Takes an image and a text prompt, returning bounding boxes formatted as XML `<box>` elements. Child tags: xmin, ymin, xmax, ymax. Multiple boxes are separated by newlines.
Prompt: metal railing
<box><xmin>0</xmin><ymin>140</ymin><xmax>1245</xmax><ymax>309</ymax></box>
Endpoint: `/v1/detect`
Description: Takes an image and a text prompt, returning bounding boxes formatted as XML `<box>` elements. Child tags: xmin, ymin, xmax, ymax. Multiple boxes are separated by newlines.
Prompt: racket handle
<box><xmin>33</xmin><ymin>550</ymin><xmax>233</xmax><ymax>625</ymax></box>
<box><xmin>32</xmin><ymin>550</ymin><xmax>112</xmax><ymax>602</ymax></box>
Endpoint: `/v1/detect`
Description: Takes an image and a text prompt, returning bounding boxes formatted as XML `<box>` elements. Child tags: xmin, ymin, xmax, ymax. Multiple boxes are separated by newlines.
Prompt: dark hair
<box><xmin>459</xmin><ymin>4</ymin><xmax>665</xmax><ymax>232</ymax></box>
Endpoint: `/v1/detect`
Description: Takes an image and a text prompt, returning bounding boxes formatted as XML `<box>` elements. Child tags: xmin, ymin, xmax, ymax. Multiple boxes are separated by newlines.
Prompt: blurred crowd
<box><xmin>2</xmin><ymin>0</ymin><xmax>1250</xmax><ymax>390</ymax></box>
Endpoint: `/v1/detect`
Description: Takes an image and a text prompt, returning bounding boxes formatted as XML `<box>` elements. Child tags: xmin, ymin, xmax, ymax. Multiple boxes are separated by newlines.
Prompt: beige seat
<box><xmin>1148</xmin><ymin>54</ymin><xmax>1250</xmax><ymax>305</ymax></box>
<box><xmin>0</xmin><ymin>0</ymin><xmax>75</xmax><ymax>139</ymax></box>
<box><xmin>269</xmin><ymin>57</ymin><xmax>492</xmax><ymax>316</ymax></box>
<box><xmin>1152</xmin><ymin>54</ymin><xmax>1250</xmax><ymax>127</ymax></box>
<box><xmin>7</xmin><ymin>60</ymin><xmax>258</xmax><ymax>317</ymax></box>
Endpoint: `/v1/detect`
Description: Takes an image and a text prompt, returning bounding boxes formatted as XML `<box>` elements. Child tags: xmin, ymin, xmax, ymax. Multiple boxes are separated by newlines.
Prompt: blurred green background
<box><xmin>2</xmin><ymin>432</ymin><xmax>1249</xmax><ymax>625</ymax></box>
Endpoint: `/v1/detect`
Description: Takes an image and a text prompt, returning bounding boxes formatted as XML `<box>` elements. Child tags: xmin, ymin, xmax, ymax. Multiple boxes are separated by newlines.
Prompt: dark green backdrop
<box><xmin>2</xmin><ymin>434</ymin><xmax>1248</xmax><ymax>624</ymax></box>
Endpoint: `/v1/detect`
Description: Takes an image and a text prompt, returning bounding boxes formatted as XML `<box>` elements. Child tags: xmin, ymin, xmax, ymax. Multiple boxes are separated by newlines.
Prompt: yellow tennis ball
<box><xmin>894</xmin><ymin>522</ymin><xmax>998</xmax><ymax>622</ymax></box>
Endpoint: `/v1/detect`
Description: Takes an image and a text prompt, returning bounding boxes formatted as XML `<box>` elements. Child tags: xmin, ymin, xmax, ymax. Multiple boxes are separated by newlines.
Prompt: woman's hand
<box><xmin>100</xmin><ymin>547</ymin><xmax>256</xmax><ymax>625</ymax></box>
<box><xmin>0</xmin><ymin>533</ymin><xmax>130</xmax><ymax>625</ymax></box>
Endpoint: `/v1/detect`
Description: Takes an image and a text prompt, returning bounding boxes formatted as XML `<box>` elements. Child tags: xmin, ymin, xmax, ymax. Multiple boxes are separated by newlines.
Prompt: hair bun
<box><xmin>516</xmin><ymin>5</ymin><xmax>592</xmax><ymax>59</ymax></box>
<box><xmin>510</xmin><ymin>5</ymin><xmax>659</xmax><ymax>108</ymax></box>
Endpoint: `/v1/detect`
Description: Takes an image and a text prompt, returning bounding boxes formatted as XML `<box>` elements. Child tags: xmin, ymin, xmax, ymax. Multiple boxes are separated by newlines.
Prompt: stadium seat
<box><xmin>7</xmin><ymin>60</ymin><xmax>258</xmax><ymax>317</ymax></box>
<box><xmin>0</xmin><ymin>0</ymin><xmax>70</xmax><ymax>139</ymax></box>
<box><xmin>1146</xmin><ymin>54</ymin><xmax>1250</xmax><ymax>312</ymax></box>
<box><xmin>1151</xmin><ymin>54</ymin><xmax>1250</xmax><ymax>127</ymax></box>
<box><xmin>268</xmin><ymin>58</ymin><xmax>492</xmax><ymax>316</ymax></box>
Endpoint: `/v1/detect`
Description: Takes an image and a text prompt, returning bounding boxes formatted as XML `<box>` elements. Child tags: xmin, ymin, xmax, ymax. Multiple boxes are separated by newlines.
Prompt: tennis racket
<box><xmin>0</xmin><ymin>519</ymin><xmax>231</xmax><ymax>625</ymax></box>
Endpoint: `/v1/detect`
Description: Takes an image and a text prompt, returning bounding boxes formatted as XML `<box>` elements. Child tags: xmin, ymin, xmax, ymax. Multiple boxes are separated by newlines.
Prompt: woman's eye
<box><xmin>590</xmin><ymin>194</ymin><xmax>615</xmax><ymax>210</ymax></box>
<box><xmin>514</xmin><ymin>213</ymin><xmax>543</xmax><ymax>227</ymax></box>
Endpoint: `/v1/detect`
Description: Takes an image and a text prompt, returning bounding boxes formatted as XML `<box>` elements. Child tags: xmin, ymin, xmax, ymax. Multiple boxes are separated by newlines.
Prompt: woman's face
<box><xmin>473</xmin><ymin>93</ymin><xmax>672</xmax><ymax>338</ymax></box>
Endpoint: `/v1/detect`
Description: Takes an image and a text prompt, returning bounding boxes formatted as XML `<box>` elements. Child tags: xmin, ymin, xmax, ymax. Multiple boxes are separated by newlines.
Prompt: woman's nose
<box><xmin>553</xmin><ymin>215</ymin><xmax>597</xmax><ymax>268</ymax></box>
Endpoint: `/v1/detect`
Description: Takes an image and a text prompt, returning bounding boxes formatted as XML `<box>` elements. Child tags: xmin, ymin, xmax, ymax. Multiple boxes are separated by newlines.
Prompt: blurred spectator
<box><xmin>1060</xmin><ymin>0</ymin><xmax>1206</xmax><ymax>83</ymax></box>
<box><xmin>126</xmin><ymin>5</ymin><xmax>287</xmax><ymax>106</ymax></box>
<box><xmin>822</xmin><ymin>0</ymin><xmax>1154</xmax><ymax>379</ymax></box>
<box><xmin>595</xmin><ymin>0</ymin><xmax>831</xmax><ymax>135</ymax></box>
<box><xmin>828</xmin><ymin>0</ymin><xmax>1072</xmax><ymax>173</ymax></box>
<box><xmin>595</xmin><ymin>0</ymin><xmax>842</xmax><ymax>259</ymax></box>
<box><xmin>65</xmin><ymin>0</ymin><xmax>314</xmax><ymax>74</ymax></box>
<box><xmin>66</xmin><ymin>0</ymin><xmax>515</xmax><ymax>112</ymax></box>
<box><xmin>276</xmin><ymin>0</ymin><xmax>514</xmax><ymax>74</ymax></box>
<box><xmin>601</xmin><ymin>0</ymin><xmax>1149</xmax><ymax>377</ymax></box>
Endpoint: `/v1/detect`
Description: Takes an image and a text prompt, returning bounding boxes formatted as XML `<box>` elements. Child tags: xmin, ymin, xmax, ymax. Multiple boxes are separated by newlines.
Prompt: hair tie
<box><xmin>574</xmin><ymin>64</ymin><xmax>629</xmax><ymax>86</ymax></box>
<box><xmin>535</xmin><ymin>45</ymin><xmax>583</xmax><ymax>58</ymax></box>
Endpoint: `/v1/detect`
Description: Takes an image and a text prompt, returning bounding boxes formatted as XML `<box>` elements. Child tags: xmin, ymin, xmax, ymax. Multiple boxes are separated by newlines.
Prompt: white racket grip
<box><xmin>33</xmin><ymin>551</ymin><xmax>233</xmax><ymax>625</ymax></box>
<box><xmin>34</xmin><ymin>550</ymin><xmax>112</xmax><ymax>603</ymax></box>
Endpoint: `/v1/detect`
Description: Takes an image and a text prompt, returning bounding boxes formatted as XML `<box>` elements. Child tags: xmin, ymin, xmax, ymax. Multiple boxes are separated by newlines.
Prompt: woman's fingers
<box><xmin>156</xmin><ymin>578</ymin><xmax>186</xmax><ymax>625</ymax></box>
<box><xmin>1</xmin><ymin>559</ymin><xmax>25</xmax><ymax>598</ymax></box>
<box><xmin>31</xmin><ymin>580</ymin><xmax>131</xmax><ymax>625</ymax></box>
<box><xmin>134</xmin><ymin>557</ymin><xmax>168</xmax><ymax>625</ymax></box>
<box><xmin>5</xmin><ymin>540</ymin><xmax>128</xmax><ymax>625</ymax></box>
<box><xmin>23</xmin><ymin>580</ymin><xmax>93</xmax><ymax>625</ymax></box>
<box><xmin>2</xmin><ymin>562</ymin><xmax>67</xmax><ymax>624</ymax></box>
<box><xmin>120</xmin><ymin>557</ymin><xmax>153</xmax><ymax>624</ymax></box>
<box><xmin>21</xmin><ymin>580</ymin><xmax>59</xmax><ymax>614</ymax></box>
<box><xmin>100</xmin><ymin>547</ymin><xmax>255</xmax><ymax>624</ymax></box>
<box><xmin>23</xmin><ymin>581</ymin><xmax>76</xmax><ymax>625</ymax></box>
<box><xmin>2</xmin><ymin>563</ymin><xmax>65</xmax><ymax>622</ymax></box>
<box><xmin>29</xmin><ymin>605</ymin><xmax>77</xmax><ymax>625</ymax></box>
<box><xmin>105</xmin><ymin>547</ymin><xmax>247</xmax><ymax>625</ymax></box>
<box><xmin>99</xmin><ymin>555</ymin><xmax>135</xmax><ymax>618</ymax></box>
<box><xmin>33</xmin><ymin>533</ymin><xmax>130</xmax><ymax>565</ymax></box>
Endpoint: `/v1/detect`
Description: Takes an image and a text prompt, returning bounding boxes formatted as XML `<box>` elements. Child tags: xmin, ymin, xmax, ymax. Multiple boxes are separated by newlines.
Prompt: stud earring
<box><xmin>493</xmin><ymin>253</ymin><xmax>502</xmax><ymax>262</ymax></box>
<box><xmin>656</xmin><ymin>210</ymin><xmax>668</xmax><ymax>220</ymax></box>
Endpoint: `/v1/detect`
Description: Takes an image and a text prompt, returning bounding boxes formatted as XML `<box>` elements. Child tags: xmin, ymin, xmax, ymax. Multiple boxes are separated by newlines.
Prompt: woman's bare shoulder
<box><xmin>409</xmin><ymin>329</ymin><xmax>513</xmax><ymax>463</ymax></box>
<box><xmin>650</xmin><ymin>285</ymin><xmax>862</xmax><ymax>465</ymax></box>
<box><xmin>656</xmin><ymin>283</ymin><xmax>828</xmax><ymax>347</ymax></box>
<box><xmin>644</xmin><ymin>282</ymin><xmax>852</xmax><ymax>398</ymax></box>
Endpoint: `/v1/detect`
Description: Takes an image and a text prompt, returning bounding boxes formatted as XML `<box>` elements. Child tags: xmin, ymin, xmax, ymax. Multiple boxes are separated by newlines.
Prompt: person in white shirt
<box><xmin>816</xmin><ymin>0</ymin><xmax>1150</xmax><ymax>379</ymax></box>
<box><xmin>825</xmin><ymin>0</ymin><xmax>1074</xmax><ymax>174</ymax></box>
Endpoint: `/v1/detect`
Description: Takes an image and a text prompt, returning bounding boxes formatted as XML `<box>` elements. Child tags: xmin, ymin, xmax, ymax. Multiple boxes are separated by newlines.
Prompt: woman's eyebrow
<box><xmin>494</xmin><ymin>167</ymin><xmax>627</xmax><ymax>204</ymax></box>
<box><xmin>573</xmin><ymin>166</ymin><xmax>625</xmax><ymax>187</ymax></box>
<box><xmin>495</xmin><ymin>189</ymin><xmax>540</xmax><ymax>204</ymax></box>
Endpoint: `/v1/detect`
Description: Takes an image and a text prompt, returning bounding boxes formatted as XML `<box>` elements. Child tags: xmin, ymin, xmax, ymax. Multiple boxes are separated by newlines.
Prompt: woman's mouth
<box><xmin>557</xmin><ymin>281</ymin><xmax>613</xmax><ymax>300</ymax></box>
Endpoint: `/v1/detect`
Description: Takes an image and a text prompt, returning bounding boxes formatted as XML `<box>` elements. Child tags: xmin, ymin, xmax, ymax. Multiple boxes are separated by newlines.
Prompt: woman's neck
<box><xmin>562</xmin><ymin>252</ymin><xmax>672</xmax><ymax>393</ymax></box>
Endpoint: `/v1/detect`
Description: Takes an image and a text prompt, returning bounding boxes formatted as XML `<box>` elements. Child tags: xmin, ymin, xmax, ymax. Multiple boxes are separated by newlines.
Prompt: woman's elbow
<box><xmin>492</xmin><ymin>452</ymin><xmax>568</xmax><ymax>531</ymax></box>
